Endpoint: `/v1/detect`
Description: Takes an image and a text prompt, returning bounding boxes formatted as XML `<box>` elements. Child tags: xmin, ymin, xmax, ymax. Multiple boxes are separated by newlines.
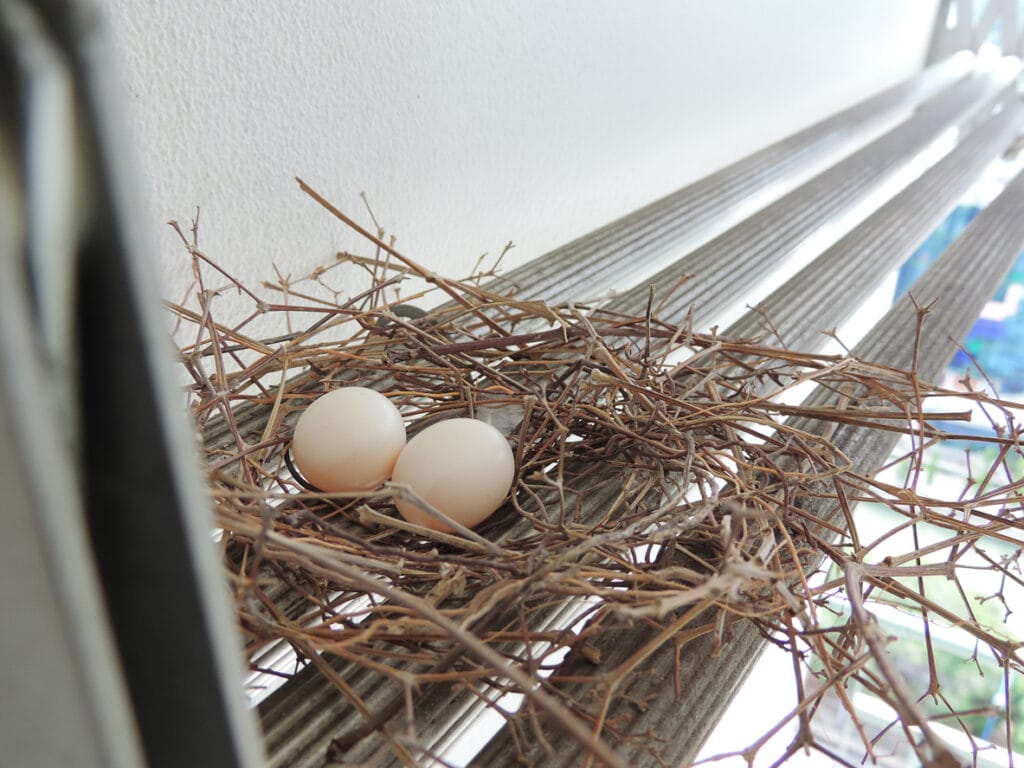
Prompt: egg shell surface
<box><xmin>391</xmin><ymin>418</ymin><xmax>515</xmax><ymax>532</ymax></box>
<box><xmin>291</xmin><ymin>387</ymin><xmax>406</xmax><ymax>492</ymax></box>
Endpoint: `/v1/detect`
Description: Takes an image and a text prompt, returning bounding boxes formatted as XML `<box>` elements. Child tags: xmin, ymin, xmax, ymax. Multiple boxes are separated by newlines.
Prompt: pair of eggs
<box><xmin>290</xmin><ymin>387</ymin><xmax>515</xmax><ymax>532</ymax></box>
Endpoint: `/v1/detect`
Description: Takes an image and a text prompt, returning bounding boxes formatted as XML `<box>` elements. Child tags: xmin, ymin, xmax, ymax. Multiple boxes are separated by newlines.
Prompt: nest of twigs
<box><xmin>169</xmin><ymin>188</ymin><xmax>1024</xmax><ymax>768</ymax></box>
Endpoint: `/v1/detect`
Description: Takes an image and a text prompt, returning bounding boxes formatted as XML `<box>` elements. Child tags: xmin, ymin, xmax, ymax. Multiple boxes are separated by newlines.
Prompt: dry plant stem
<box><xmin>579</xmin><ymin>600</ymin><xmax>714</xmax><ymax>768</ymax></box>
<box><xmin>478</xmin><ymin>254</ymin><xmax>1024</xmax><ymax>763</ymax></box>
<box><xmin>296</xmin><ymin>178</ymin><xmax>509</xmax><ymax>338</ymax></box>
<box><xmin>843</xmin><ymin>563</ymin><xmax>959</xmax><ymax>768</ymax></box>
<box><xmin>261</xmin><ymin>530</ymin><xmax>629</xmax><ymax>768</ymax></box>
<box><xmin>174</xmin><ymin>205</ymin><xmax>1024</xmax><ymax>768</ymax></box>
<box><xmin>169</xmin><ymin>215</ymin><xmax>266</xmax><ymax>308</ymax></box>
<box><xmin>168</xmin><ymin>302</ymin><xmax>276</xmax><ymax>355</ymax></box>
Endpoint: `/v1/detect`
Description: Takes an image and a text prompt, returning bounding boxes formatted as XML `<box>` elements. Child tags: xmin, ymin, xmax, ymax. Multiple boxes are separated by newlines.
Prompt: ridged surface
<box><xmin>474</xmin><ymin>136</ymin><xmax>1024</xmax><ymax>768</ymax></box>
<box><xmin>258</xmin><ymin>475</ymin><xmax>629</xmax><ymax>767</ymax></box>
<box><xmin>607</xmin><ymin>72</ymin><xmax>1007</xmax><ymax>325</ymax></box>
<box><xmin>256</xmin><ymin>67</ymin><xmax>1015</xmax><ymax>768</ymax></box>
<box><xmin>838</xmin><ymin>161</ymin><xmax>1024</xmax><ymax>380</ymax></box>
<box><xmin>254</xmin><ymin>65</ymin><xmax>965</xmax><ymax>768</ymax></box>
<box><xmin>212</xmin><ymin>61</ymin><xmax>962</xmax><ymax>459</ymax></box>
<box><xmin>472</xmin><ymin>59</ymin><xmax>964</xmax><ymax>305</ymax></box>
<box><xmin>726</xmin><ymin>101</ymin><xmax>1024</xmax><ymax>355</ymax></box>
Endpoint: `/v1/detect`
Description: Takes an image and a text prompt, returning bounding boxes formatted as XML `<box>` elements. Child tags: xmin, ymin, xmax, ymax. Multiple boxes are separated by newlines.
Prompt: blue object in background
<box><xmin>896</xmin><ymin>205</ymin><xmax>1024</xmax><ymax>397</ymax></box>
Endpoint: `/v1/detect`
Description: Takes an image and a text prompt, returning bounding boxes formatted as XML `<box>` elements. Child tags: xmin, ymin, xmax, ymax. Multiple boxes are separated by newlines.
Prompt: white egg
<box><xmin>391</xmin><ymin>418</ymin><xmax>515</xmax><ymax>532</ymax></box>
<box><xmin>291</xmin><ymin>387</ymin><xmax>406</xmax><ymax>492</ymax></box>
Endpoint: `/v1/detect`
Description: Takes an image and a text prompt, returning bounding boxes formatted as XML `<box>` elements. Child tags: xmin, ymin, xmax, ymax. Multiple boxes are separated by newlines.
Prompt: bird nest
<box><xmin>170</xmin><ymin>188</ymin><xmax>1024</xmax><ymax>768</ymax></box>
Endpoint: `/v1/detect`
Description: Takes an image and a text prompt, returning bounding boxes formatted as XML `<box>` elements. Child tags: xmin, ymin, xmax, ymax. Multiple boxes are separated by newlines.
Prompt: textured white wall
<box><xmin>96</xmin><ymin>1</ymin><xmax>938</xmax><ymax>318</ymax></box>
